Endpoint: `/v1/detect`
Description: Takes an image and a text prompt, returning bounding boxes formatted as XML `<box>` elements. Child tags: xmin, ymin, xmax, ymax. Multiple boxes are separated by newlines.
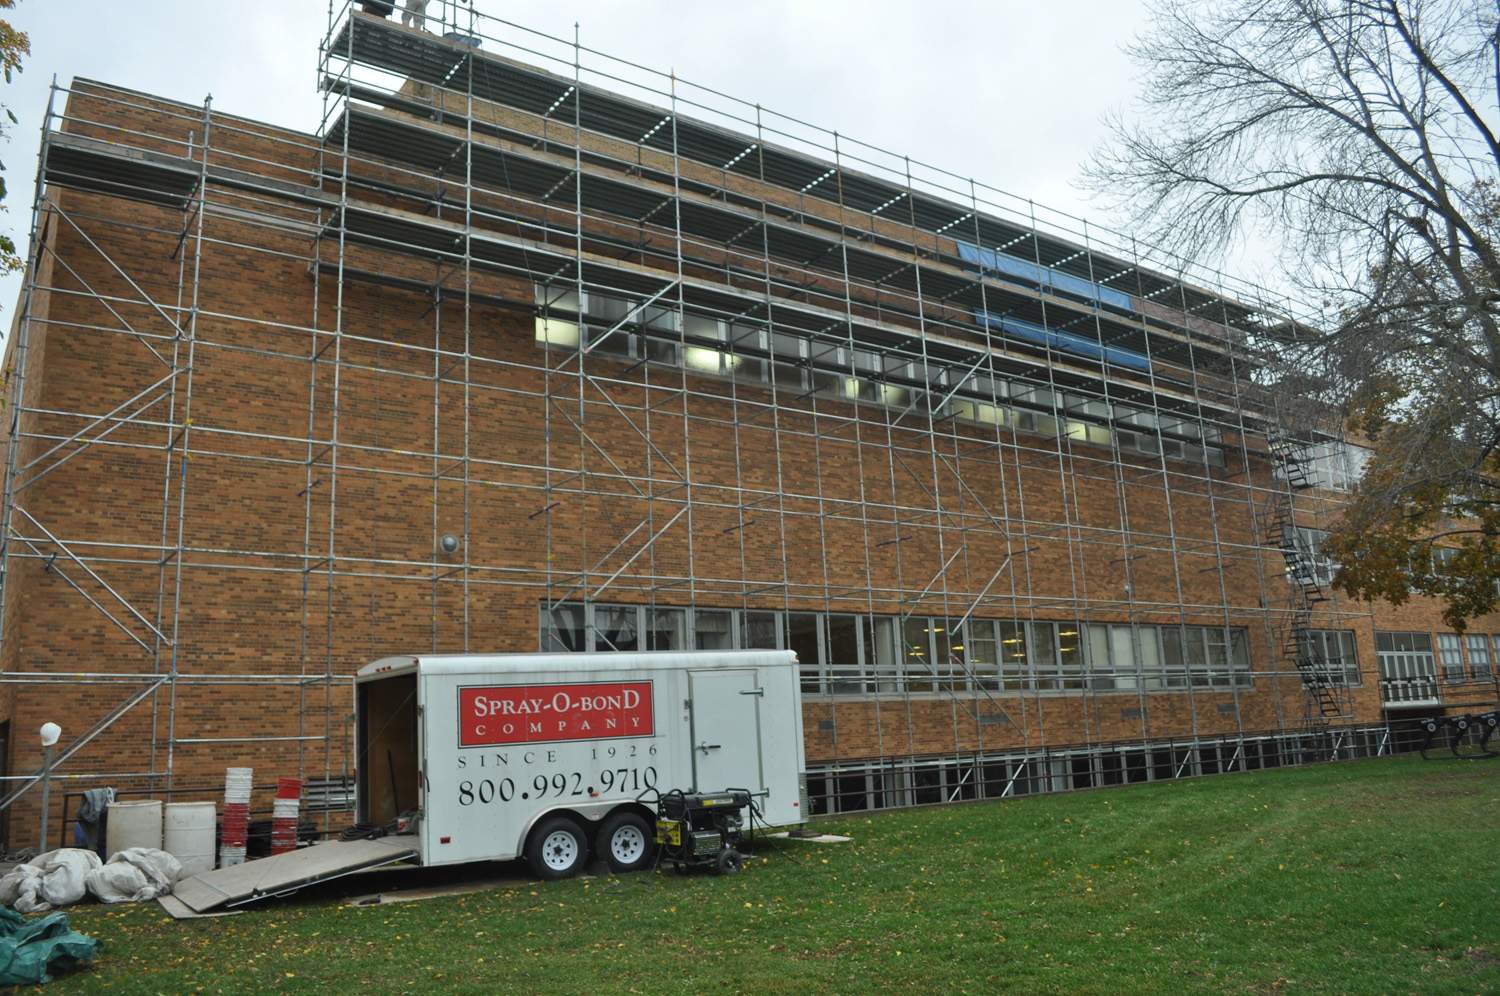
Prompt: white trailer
<box><xmin>168</xmin><ymin>649</ymin><xmax>805</xmax><ymax>913</ymax></box>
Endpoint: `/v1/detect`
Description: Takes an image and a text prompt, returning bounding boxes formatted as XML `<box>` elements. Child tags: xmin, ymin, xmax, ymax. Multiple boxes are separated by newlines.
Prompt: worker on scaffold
<box><xmin>358</xmin><ymin>0</ymin><xmax>432</xmax><ymax>30</ymax></box>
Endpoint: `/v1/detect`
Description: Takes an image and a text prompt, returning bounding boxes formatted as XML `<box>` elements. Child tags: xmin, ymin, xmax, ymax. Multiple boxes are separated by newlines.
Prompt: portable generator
<box><xmin>654</xmin><ymin>788</ymin><xmax>756</xmax><ymax>874</ymax></box>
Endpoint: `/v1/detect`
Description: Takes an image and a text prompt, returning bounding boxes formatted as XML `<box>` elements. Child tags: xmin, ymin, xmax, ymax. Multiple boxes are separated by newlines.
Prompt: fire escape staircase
<box><xmin>1266</xmin><ymin>432</ymin><xmax>1344</xmax><ymax>727</ymax></box>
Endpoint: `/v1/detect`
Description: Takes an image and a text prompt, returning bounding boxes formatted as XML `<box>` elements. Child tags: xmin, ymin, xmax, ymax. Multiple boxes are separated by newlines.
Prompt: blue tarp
<box><xmin>955</xmin><ymin>240</ymin><xmax>1135</xmax><ymax>312</ymax></box>
<box><xmin>976</xmin><ymin>310</ymin><xmax>1152</xmax><ymax>372</ymax></box>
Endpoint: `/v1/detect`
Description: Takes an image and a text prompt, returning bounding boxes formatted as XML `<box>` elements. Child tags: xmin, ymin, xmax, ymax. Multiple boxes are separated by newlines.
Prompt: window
<box><xmin>540</xmin><ymin>602</ymin><xmax>586</xmax><ymax>651</ymax></box>
<box><xmin>968</xmin><ymin>620</ymin><xmax>1000</xmax><ymax>691</ymax></box>
<box><xmin>933</xmin><ymin>618</ymin><xmax>967</xmax><ymax>691</ymax></box>
<box><xmin>534</xmin><ymin>285</ymin><xmax>584</xmax><ymax>349</ymax></box>
<box><xmin>1431</xmin><ymin>547</ymin><xmax>1461</xmax><ymax>578</ymax></box>
<box><xmin>998</xmin><ymin>621</ymin><xmax>1029</xmax><ymax>691</ymax></box>
<box><xmin>825</xmin><ymin>615</ymin><xmax>863</xmax><ymax>694</ymax></box>
<box><xmin>903</xmin><ymin>616</ymin><xmax>935</xmax><ymax>692</ymax></box>
<box><xmin>1466</xmin><ymin>634</ymin><xmax>1492</xmax><ymax>681</ymax></box>
<box><xmin>786</xmin><ymin>613</ymin><xmax>821</xmax><ymax>693</ymax></box>
<box><xmin>1057</xmin><ymin>624</ymin><xmax>1085</xmax><ymax>690</ymax></box>
<box><xmin>742</xmin><ymin>611</ymin><xmax>779</xmax><ymax>650</ymax></box>
<box><xmin>594</xmin><ymin>605</ymin><xmax>640</xmax><ymax>652</ymax></box>
<box><xmin>1287</xmin><ymin>527</ymin><xmax>1338</xmax><ymax>586</ymax></box>
<box><xmin>866</xmin><ymin>616</ymin><xmax>903</xmax><ymax>693</ymax></box>
<box><xmin>1376</xmin><ymin>631</ymin><xmax>1438</xmax><ymax>704</ymax></box>
<box><xmin>1438</xmin><ymin>633</ymin><xmax>1465</xmax><ymax>682</ymax></box>
<box><xmin>694</xmin><ymin>609</ymin><xmax>734</xmax><ymax>651</ymax></box>
<box><xmin>1030</xmin><ymin>621</ymin><xmax>1060</xmax><ymax>691</ymax></box>
<box><xmin>647</xmin><ymin>607</ymin><xmax>686</xmax><ymax>651</ymax></box>
<box><xmin>1300</xmin><ymin>630</ymin><xmax>1360</xmax><ymax>686</ymax></box>
<box><xmin>1136</xmin><ymin>626</ymin><xmax>1165</xmax><ymax>690</ymax></box>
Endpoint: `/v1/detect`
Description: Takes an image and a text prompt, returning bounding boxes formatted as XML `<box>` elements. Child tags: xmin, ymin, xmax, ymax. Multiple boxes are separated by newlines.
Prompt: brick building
<box><xmin>0</xmin><ymin>6</ymin><xmax>1494</xmax><ymax>844</ymax></box>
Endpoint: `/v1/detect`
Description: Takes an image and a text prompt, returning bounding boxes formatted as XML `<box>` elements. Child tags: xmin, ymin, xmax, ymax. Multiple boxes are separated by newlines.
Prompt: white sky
<box><xmin>0</xmin><ymin>0</ymin><xmax>1226</xmax><ymax>325</ymax></box>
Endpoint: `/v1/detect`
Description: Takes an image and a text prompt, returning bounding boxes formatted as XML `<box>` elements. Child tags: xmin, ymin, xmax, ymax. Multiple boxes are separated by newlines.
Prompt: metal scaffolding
<box><xmin>0</xmin><ymin>0</ymin><xmax>1390</xmax><ymax>827</ymax></box>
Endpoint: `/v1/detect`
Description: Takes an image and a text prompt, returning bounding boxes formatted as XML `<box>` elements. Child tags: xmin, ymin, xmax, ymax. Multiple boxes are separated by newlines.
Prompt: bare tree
<box><xmin>1087</xmin><ymin>0</ymin><xmax>1500</xmax><ymax>629</ymax></box>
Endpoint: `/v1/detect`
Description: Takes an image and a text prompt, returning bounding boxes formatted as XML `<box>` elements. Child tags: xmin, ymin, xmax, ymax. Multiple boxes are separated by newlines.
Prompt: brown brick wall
<box><xmin>0</xmin><ymin>78</ymin><xmax>1493</xmax><ymax>843</ymax></box>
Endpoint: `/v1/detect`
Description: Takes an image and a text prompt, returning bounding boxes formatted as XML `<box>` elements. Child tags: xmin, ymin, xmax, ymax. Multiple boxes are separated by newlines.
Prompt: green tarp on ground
<box><xmin>0</xmin><ymin>907</ymin><xmax>97</xmax><ymax>985</ymax></box>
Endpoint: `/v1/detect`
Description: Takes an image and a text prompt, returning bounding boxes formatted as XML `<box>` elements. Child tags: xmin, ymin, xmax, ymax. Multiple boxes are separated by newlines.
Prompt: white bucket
<box><xmin>163</xmin><ymin>801</ymin><xmax>217</xmax><ymax>876</ymax></box>
<box><xmin>105</xmin><ymin>800</ymin><xmax>163</xmax><ymax>856</ymax></box>
<box><xmin>224</xmin><ymin>767</ymin><xmax>253</xmax><ymax>799</ymax></box>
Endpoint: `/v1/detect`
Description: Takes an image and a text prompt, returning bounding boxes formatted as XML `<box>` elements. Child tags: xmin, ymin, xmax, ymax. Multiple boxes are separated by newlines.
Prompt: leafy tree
<box><xmin>1086</xmin><ymin>0</ymin><xmax>1500</xmax><ymax>630</ymax></box>
<box><xmin>0</xmin><ymin>0</ymin><xmax>27</xmax><ymax>274</ymax></box>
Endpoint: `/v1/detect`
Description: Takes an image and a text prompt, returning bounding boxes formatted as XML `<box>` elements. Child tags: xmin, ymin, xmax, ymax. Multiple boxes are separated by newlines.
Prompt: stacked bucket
<box><xmin>271</xmin><ymin>777</ymin><xmax>302</xmax><ymax>855</ymax></box>
<box><xmin>220</xmin><ymin>767</ymin><xmax>252</xmax><ymax>867</ymax></box>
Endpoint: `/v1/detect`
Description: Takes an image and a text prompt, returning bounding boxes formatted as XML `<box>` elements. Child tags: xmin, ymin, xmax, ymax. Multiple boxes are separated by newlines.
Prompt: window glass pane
<box><xmin>741</xmin><ymin>611</ymin><xmax>779</xmax><ymax>650</ymax></box>
<box><xmin>1109</xmin><ymin>625</ymin><xmax>1138</xmax><ymax>690</ymax></box>
<box><xmin>826</xmin><ymin>615</ymin><xmax>863</xmax><ymax>694</ymax></box>
<box><xmin>588</xmin><ymin>294</ymin><xmax>630</xmax><ymax>322</ymax></box>
<box><xmin>904</xmin><ymin>617</ymin><xmax>935</xmax><ymax>692</ymax></box>
<box><xmin>646</xmin><ymin>607</ymin><xmax>686</xmax><ymax>651</ymax></box>
<box><xmin>1138</xmin><ymin>626</ymin><xmax>1163</xmax><ymax>689</ymax></box>
<box><xmin>594</xmin><ymin>605</ymin><xmax>641</xmax><ymax>652</ymax></box>
<box><xmin>999</xmin><ymin>621</ymin><xmax>1028</xmax><ymax>690</ymax></box>
<box><xmin>1030</xmin><ymin>621</ymin><xmax>1058</xmax><ymax>690</ymax></box>
<box><xmin>535</xmin><ymin>284</ymin><xmax>580</xmax><ymax>312</ymax></box>
<box><xmin>968</xmin><ymin>620</ymin><xmax>999</xmax><ymax>691</ymax></box>
<box><xmin>1057</xmin><ymin>624</ymin><xmax>1084</xmax><ymax>689</ymax></box>
<box><xmin>540</xmin><ymin>602</ymin><xmax>585</xmax><ymax>651</ymax></box>
<box><xmin>694</xmin><ymin>609</ymin><xmax>734</xmax><ymax>650</ymax></box>
<box><xmin>867</xmin><ymin>617</ymin><xmax>903</xmax><ymax>693</ymax></box>
<box><xmin>642</xmin><ymin>337</ymin><xmax>677</xmax><ymax>365</ymax></box>
<box><xmin>534</xmin><ymin>317</ymin><xmax>580</xmax><ymax>348</ymax></box>
<box><xmin>1161</xmin><ymin>627</ymin><xmax>1187</xmax><ymax>688</ymax></box>
<box><xmin>1230</xmin><ymin>630</ymin><xmax>1252</xmax><ymax>687</ymax></box>
<box><xmin>682</xmin><ymin>312</ymin><xmax>722</xmax><ymax>342</ymax></box>
<box><xmin>935</xmin><ymin>618</ymin><xmax>966</xmax><ymax>691</ymax></box>
<box><xmin>1467</xmin><ymin>635</ymin><xmax>1491</xmax><ymax>679</ymax></box>
<box><xmin>1204</xmin><ymin>628</ymin><xmax>1230</xmax><ymax>687</ymax></box>
<box><xmin>587</xmin><ymin>326</ymin><xmax>635</xmax><ymax>359</ymax></box>
<box><xmin>1438</xmin><ymin>633</ymin><xmax>1465</xmax><ymax>682</ymax></box>
<box><xmin>1087</xmin><ymin>625</ymin><xmax>1115</xmax><ymax>691</ymax></box>
<box><xmin>786</xmin><ymin>613</ymin><xmax>822</xmax><ymax>693</ymax></box>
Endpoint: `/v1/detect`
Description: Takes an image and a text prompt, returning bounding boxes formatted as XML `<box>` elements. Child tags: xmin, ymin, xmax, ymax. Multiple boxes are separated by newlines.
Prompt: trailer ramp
<box><xmin>169</xmin><ymin>838</ymin><xmax>417</xmax><ymax>914</ymax></box>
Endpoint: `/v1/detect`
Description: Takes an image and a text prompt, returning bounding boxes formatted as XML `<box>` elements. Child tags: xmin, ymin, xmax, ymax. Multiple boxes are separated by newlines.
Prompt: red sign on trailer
<box><xmin>458</xmin><ymin>680</ymin><xmax>655</xmax><ymax>746</ymax></box>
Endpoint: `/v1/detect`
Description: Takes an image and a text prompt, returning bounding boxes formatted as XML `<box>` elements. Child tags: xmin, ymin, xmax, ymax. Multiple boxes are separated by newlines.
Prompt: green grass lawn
<box><xmin>43</xmin><ymin>756</ymin><xmax>1500</xmax><ymax>993</ymax></box>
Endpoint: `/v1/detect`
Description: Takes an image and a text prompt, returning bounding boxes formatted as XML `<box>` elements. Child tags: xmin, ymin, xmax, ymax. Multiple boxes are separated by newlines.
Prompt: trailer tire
<box><xmin>526</xmin><ymin>816</ymin><xmax>589</xmax><ymax>880</ymax></box>
<box><xmin>598</xmin><ymin>811</ymin><xmax>655</xmax><ymax>873</ymax></box>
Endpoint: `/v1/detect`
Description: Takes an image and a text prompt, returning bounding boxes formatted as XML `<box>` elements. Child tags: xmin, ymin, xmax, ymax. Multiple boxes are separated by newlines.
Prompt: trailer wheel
<box><xmin>527</xmin><ymin>816</ymin><xmax>589</xmax><ymax>880</ymax></box>
<box><xmin>598</xmin><ymin>811</ymin><xmax>655</xmax><ymax>873</ymax></box>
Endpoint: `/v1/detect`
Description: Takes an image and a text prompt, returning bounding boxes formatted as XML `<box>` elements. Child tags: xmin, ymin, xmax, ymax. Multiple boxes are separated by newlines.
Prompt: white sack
<box><xmin>1</xmin><ymin>849</ymin><xmax>102</xmax><ymax>912</ymax></box>
<box><xmin>86</xmin><ymin>847</ymin><xmax>182</xmax><ymax>904</ymax></box>
<box><xmin>0</xmin><ymin>864</ymin><xmax>43</xmax><ymax>913</ymax></box>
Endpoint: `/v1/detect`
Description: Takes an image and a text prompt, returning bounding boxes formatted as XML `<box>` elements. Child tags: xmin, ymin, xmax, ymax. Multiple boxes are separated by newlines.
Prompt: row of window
<box><xmin>1375</xmin><ymin>631</ymin><xmax>1500</xmax><ymax>705</ymax></box>
<box><xmin>1436</xmin><ymin>633</ymin><xmax>1496</xmax><ymax>683</ymax></box>
<box><xmin>535</xmin><ymin>285</ymin><xmax>1230</xmax><ymax>468</ymax></box>
<box><xmin>538</xmin><ymin>601</ymin><xmax>1256</xmax><ymax>695</ymax></box>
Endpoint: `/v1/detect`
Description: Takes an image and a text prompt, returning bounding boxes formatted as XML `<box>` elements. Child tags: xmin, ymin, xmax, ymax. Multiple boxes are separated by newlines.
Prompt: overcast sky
<box><xmin>0</xmin><ymin>0</ymin><xmax>1215</xmax><ymax>323</ymax></box>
